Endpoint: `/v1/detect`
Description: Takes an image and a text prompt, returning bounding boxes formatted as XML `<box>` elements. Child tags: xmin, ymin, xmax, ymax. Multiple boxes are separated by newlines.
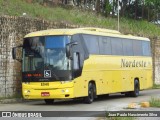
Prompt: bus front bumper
<box><xmin>22</xmin><ymin>87</ymin><xmax>74</xmax><ymax>99</ymax></box>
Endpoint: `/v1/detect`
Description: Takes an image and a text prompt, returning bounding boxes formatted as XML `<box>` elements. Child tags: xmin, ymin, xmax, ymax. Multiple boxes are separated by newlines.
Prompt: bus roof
<box><xmin>24</xmin><ymin>28</ymin><xmax>150</xmax><ymax>41</ymax></box>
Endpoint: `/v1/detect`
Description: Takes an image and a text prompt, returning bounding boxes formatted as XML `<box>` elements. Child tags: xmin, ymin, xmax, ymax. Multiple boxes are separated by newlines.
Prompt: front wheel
<box><xmin>84</xmin><ymin>83</ymin><xmax>94</xmax><ymax>104</ymax></box>
<box><xmin>130</xmin><ymin>80</ymin><xmax>139</xmax><ymax>97</ymax></box>
<box><xmin>44</xmin><ymin>99</ymin><xmax>54</xmax><ymax>104</ymax></box>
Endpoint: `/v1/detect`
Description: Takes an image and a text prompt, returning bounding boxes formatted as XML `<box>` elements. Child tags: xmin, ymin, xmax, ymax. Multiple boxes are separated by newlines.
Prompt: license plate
<box><xmin>41</xmin><ymin>92</ymin><xmax>50</xmax><ymax>97</ymax></box>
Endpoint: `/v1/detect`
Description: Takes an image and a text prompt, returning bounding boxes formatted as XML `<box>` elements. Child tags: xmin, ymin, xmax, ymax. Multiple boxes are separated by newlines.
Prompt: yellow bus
<box><xmin>12</xmin><ymin>28</ymin><xmax>153</xmax><ymax>104</ymax></box>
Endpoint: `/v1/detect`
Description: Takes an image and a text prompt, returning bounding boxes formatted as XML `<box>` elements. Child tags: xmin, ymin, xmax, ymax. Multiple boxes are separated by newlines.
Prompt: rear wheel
<box><xmin>44</xmin><ymin>99</ymin><xmax>54</xmax><ymax>104</ymax></box>
<box><xmin>130</xmin><ymin>79</ymin><xmax>139</xmax><ymax>97</ymax></box>
<box><xmin>84</xmin><ymin>83</ymin><xmax>94</xmax><ymax>104</ymax></box>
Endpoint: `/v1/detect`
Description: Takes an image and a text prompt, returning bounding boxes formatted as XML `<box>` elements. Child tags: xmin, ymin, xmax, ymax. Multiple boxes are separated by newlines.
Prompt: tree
<box><xmin>95</xmin><ymin>0</ymin><xmax>100</xmax><ymax>13</ymax></box>
<box><xmin>145</xmin><ymin>0</ymin><xmax>160</xmax><ymax>21</ymax></box>
<box><xmin>104</xmin><ymin>0</ymin><xmax>111</xmax><ymax>17</ymax></box>
<box><xmin>120</xmin><ymin>0</ymin><xmax>128</xmax><ymax>17</ymax></box>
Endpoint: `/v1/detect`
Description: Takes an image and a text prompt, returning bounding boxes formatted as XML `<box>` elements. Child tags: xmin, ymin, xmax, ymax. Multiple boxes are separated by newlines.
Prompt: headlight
<box><xmin>65</xmin><ymin>89</ymin><xmax>69</xmax><ymax>93</ymax></box>
<box><xmin>24</xmin><ymin>82</ymin><xmax>30</xmax><ymax>84</ymax></box>
<box><xmin>61</xmin><ymin>89</ymin><xmax>69</xmax><ymax>93</ymax></box>
<box><xmin>24</xmin><ymin>90</ymin><xmax>30</xmax><ymax>93</ymax></box>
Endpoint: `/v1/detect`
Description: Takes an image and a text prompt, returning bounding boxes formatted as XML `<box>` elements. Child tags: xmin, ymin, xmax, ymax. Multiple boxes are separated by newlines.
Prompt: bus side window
<box><xmin>133</xmin><ymin>40</ymin><xmax>143</xmax><ymax>56</ymax></box>
<box><xmin>99</xmin><ymin>36</ymin><xmax>111</xmax><ymax>55</ymax></box>
<box><xmin>122</xmin><ymin>39</ymin><xmax>133</xmax><ymax>56</ymax></box>
<box><xmin>111</xmin><ymin>37</ymin><xmax>123</xmax><ymax>55</ymax></box>
<box><xmin>73</xmin><ymin>52</ymin><xmax>80</xmax><ymax>70</ymax></box>
<box><xmin>142</xmin><ymin>41</ymin><xmax>151</xmax><ymax>56</ymax></box>
<box><xmin>82</xmin><ymin>34</ymin><xmax>99</xmax><ymax>54</ymax></box>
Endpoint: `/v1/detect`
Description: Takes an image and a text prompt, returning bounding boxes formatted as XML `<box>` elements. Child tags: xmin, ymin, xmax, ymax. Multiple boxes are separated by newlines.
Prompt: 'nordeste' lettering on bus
<box><xmin>121</xmin><ymin>59</ymin><xmax>147</xmax><ymax>68</ymax></box>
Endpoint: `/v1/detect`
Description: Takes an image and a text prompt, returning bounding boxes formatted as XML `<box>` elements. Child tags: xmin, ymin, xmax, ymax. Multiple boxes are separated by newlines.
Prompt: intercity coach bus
<box><xmin>12</xmin><ymin>28</ymin><xmax>153</xmax><ymax>104</ymax></box>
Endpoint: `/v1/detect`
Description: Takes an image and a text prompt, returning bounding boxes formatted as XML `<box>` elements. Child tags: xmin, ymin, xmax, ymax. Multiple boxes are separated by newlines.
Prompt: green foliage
<box><xmin>149</xmin><ymin>97</ymin><xmax>160</xmax><ymax>107</ymax></box>
<box><xmin>105</xmin><ymin>0</ymin><xmax>112</xmax><ymax>17</ymax></box>
<box><xmin>0</xmin><ymin>0</ymin><xmax>159</xmax><ymax>38</ymax></box>
<box><xmin>32</xmin><ymin>0</ymin><xmax>43</xmax><ymax>4</ymax></box>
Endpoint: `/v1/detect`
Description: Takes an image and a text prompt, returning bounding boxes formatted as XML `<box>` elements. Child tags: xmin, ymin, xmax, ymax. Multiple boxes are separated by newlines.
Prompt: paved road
<box><xmin>0</xmin><ymin>89</ymin><xmax>160</xmax><ymax>120</ymax></box>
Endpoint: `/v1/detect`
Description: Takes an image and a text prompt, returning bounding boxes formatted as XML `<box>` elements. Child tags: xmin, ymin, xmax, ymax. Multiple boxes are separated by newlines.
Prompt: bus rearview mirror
<box><xmin>12</xmin><ymin>46</ymin><xmax>23</xmax><ymax>62</ymax></box>
<box><xmin>12</xmin><ymin>47</ymin><xmax>16</xmax><ymax>59</ymax></box>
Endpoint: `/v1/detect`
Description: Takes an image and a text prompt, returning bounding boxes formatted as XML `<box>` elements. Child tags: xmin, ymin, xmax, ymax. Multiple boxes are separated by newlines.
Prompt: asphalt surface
<box><xmin>0</xmin><ymin>89</ymin><xmax>160</xmax><ymax>120</ymax></box>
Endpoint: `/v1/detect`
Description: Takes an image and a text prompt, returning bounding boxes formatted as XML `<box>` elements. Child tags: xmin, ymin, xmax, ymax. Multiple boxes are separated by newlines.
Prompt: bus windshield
<box><xmin>23</xmin><ymin>36</ymin><xmax>71</xmax><ymax>72</ymax></box>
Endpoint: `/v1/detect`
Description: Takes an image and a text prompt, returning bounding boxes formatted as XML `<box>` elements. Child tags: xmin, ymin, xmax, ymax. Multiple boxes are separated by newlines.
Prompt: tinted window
<box><xmin>122</xmin><ymin>39</ymin><xmax>133</xmax><ymax>56</ymax></box>
<box><xmin>99</xmin><ymin>36</ymin><xmax>111</xmax><ymax>55</ymax></box>
<box><xmin>133</xmin><ymin>40</ymin><xmax>142</xmax><ymax>56</ymax></box>
<box><xmin>111</xmin><ymin>37</ymin><xmax>123</xmax><ymax>55</ymax></box>
<box><xmin>142</xmin><ymin>41</ymin><xmax>151</xmax><ymax>56</ymax></box>
<box><xmin>82</xmin><ymin>34</ymin><xmax>99</xmax><ymax>54</ymax></box>
<box><xmin>23</xmin><ymin>36</ymin><xmax>71</xmax><ymax>72</ymax></box>
<box><xmin>46</xmin><ymin>36</ymin><xmax>69</xmax><ymax>48</ymax></box>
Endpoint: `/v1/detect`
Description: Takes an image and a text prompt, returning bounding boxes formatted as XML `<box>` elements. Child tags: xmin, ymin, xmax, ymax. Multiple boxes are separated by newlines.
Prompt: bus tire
<box><xmin>125</xmin><ymin>92</ymin><xmax>131</xmax><ymax>97</ymax></box>
<box><xmin>84</xmin><ymin>83</ymin><xmax>94</xmax><ymax>104</ymax></box>
<box><xmin>44</xmin><ymin>99</ymin><xmax>54</xmax><ymax>104</ymax></box>
<box><xmin>130</xmin><ymin>79</ymin><xmax>139</xmax><ymax>97</ymax></box>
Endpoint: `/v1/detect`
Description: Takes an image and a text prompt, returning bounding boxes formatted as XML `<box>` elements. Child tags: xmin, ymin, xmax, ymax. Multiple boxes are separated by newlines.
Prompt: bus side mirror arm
<box><xmin>66</xmin><ymin>42</ymin><xmax>78</xmax><ymax>59</ymax></box>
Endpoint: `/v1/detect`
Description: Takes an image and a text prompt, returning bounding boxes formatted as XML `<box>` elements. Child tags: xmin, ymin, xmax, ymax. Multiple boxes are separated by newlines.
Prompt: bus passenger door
<box><xmin>71</xmin><ymin>34</ymin><xmax>89</xmax><ymax>97</ymax></box>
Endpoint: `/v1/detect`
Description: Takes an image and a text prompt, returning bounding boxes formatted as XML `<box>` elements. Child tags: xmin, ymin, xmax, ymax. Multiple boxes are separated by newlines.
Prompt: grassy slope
<box><xmin>0</xmin><ymin>0</ymin><xmax>159</xmax><ymax>38</ymax></box>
